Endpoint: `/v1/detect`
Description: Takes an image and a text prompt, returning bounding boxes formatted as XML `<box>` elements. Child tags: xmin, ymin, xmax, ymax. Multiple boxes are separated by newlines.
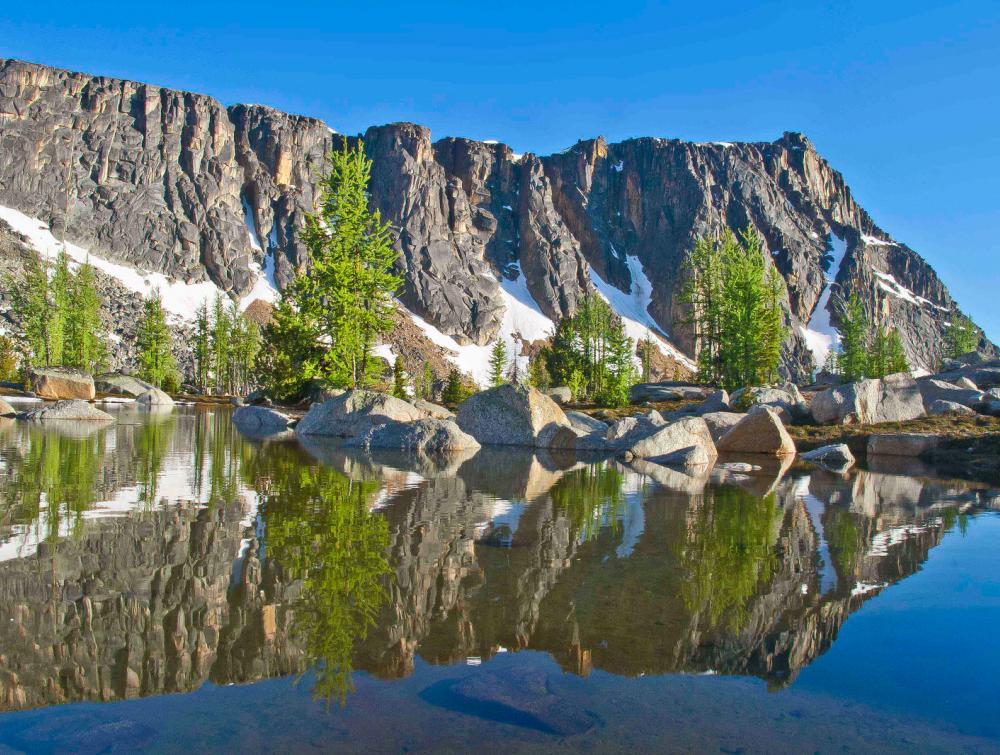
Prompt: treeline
<box><xmin>6</xmin><ymin>250</ymin><xmax>105</xmax><ymax>374</ymax></box>
<box><xmin>824</xmin><ymin>295</ymin><xmax>909</xmax><ymax>381</ymax></box>
<box><xmin>193</xmin><ymin>295</ymin><xmax>262</xmax><ymax>396</ymax></box>
<box><xmin>680</xmin><ymin>227</ymin><xmax>786</xmax><ymax>390</ymax></box>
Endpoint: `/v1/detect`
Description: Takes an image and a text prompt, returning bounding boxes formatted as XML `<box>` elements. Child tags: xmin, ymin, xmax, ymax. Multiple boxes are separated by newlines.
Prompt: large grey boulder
<box><xmin>605</xmin><ymin>411</ymin><xmax>666</xmax><ymax>444</ymax></box>
<box><xmin>0</xmin><ymin>398</ymin><xmax>15</xmax><ymax>417</ymax></box>
<box><xmin>868</xmin><ymin>433</ymin><xmax>940</xmax><ymax>457</ymax></box>
<box><xmin>544</xmin><ymin>387</ymin><xmax>572</xmax><ymax>405</ymax></box>
<box><xmin>624</xmin><ymin>416</ymin><xmax>717</xmax><ymax>465</ymax></box>
<box><xmin>296</xmin><ymin>390</ymin><xmax>427</xmax><ymax>437</ymax></box>
<box><xmin>412</xmin><ymin>399</ymin><xmax>453</xmax><ymax>419</ymax></box>
<box><xmin>730</xmin><ymin>384</ymin><xmax>808</xmax><ymax>423</ymax></box>
<box><xmin>629</xmin><ymin>383</ymin><xmax>710</xmax><ymax>403</ymax></box>
<box><xmin>801</xmin><ymin>443</ymin><xmax>855</xmax><ymax>471</ymax></box>
<box><xmin>348</xmin><ymin>418</ymin><xmax>481</xmax><ymax>453</ymax></box>
<box><xmin>233</xmin><ymin>406</ymin><xmax>293</xmax><ymax>436</ymax></box>
<box><xmin>28</xmin><ymin>368</ymin><xmax>95</xmax><ymax>400</ymax></box>
<box><xmin>20</xmin><ymin>400</ymin><xmax>113</xmax><ymax>422</ymax></box>
<box><xmin>701</xmin><ymin>411</ymin><xmax>747</xmax><ymax>442</ymax></box>
<box><xmin>95</xmin><ymin>373</ymin><xmax>155</xmax><ymax>397</ymax></box>
<box><xmin>456</xmin><ymin>384</ymin><xmax>571</xmax><ymax>447</ymax></box>
<box><xmin>564</xmin><ymin>411</ymin><xmax>609</xmax><ymax>435</ymax></box>
<box><xmin>692</xmin><ymin>389</ymin><xmax>730</xmax><ymax>415</ymax></box>
<box><xmin>928</xmin><ymin>399</ymin><xmax>975</xmax><ymax>416</ymax></box>
<box><xmin>136</xmin><ymin>388</ymin><xmax>175</xmax><ymax>406</ymax></box>
<box><xmin>811</xmin><ymin>373</ymin><xmax>925</xmax><ymax>425</ymax></box>
<box><xmin>917</xmin><ymin>378</ymin><xmax>984</xmax><ymax>409</ymax></box>
<box><xmin>716</xmin><ymin>406</ymin><xmax>796</xmax><ymax>456</ymax></box>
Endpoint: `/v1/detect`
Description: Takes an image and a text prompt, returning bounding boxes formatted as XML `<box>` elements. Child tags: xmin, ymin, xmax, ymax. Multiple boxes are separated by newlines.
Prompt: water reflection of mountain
<box><xmin>0</xmin><ymin>408</ymin><xmax>995</xmax><ymax>711</ymax></box>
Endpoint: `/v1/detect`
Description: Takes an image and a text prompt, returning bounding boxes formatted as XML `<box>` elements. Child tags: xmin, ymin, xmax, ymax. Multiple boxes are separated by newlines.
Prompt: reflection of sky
<box><xmin>796</xmin><ymin>476</ymin><xmax>838</xmax><ymax>595</ymax></box>
<box><xmin>615</xmin><ymin>492</ymin><xmax>646</xmax><ymax>559</ymax></box>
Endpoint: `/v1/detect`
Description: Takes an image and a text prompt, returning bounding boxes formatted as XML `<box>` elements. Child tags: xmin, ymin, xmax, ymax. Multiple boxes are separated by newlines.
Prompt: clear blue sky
<box><xmin>2</xmin><ymin>1</ymin><xmax>998</xmax><ymax>339</ymax></box>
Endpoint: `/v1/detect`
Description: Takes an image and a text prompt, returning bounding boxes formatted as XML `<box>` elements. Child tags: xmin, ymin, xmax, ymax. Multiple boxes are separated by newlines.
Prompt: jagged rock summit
<box><xmin>0</xmin><ymin>57</ymin><xmax>992</xmax><ymax>383</ymax></box>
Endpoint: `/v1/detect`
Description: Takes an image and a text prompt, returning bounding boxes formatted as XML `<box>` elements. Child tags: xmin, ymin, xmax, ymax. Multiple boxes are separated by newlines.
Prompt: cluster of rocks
<box><xmin>0</xmin><ymin>367</ymin><xmax>176</xmax><ymax>425</ymax></box>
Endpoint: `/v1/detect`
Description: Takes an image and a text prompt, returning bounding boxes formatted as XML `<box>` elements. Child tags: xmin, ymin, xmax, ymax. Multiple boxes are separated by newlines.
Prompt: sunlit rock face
<box><xmin>0</xmin><ymin>405</ymin><xmax>991</xmax><ymax>711</ymax></box>
<box><xmin>1</xmin><ymin>58</ymin><xmax>991</xmax><ymax>379</ymax></box>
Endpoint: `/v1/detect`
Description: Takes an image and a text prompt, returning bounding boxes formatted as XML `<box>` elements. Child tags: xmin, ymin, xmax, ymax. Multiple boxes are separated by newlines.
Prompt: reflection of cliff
<box><xmin>0</xmin><ymin>415</ymin><xmax>994</xmax><ymax>711</ymax></box>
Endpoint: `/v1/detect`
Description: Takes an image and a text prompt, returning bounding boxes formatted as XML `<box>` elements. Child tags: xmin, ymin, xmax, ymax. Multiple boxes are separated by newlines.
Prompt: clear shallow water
<box><xmin>0</xmin><ymin>406</ymin><xmax>998</xmax><ymax>753</ymax></box>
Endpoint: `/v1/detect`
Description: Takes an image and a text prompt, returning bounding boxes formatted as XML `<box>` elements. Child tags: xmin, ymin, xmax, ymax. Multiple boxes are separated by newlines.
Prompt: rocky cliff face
<box><xmin>0</xmin><ymin>57</ymin><xmax>989</xmax><ymax>379</ymax></box>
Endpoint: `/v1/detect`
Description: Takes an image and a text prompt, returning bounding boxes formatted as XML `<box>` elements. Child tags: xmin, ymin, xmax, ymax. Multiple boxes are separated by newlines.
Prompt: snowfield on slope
<box><xmin>0</xmin><ymin>205</ymin><xmax>278</xmax><ymax>318</ymax></box>
<box><xmin>800</xmin><ymin>232</ymin><xmax>847</xmax><ymax>370</ymax></box>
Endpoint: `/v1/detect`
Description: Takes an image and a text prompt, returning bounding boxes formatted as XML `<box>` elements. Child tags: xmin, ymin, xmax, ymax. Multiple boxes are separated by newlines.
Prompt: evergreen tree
<box><xmin>508</xmin><ymin>354</ymin><xmax>521</xmax><ymax>385</ymax></box>
<box><xmin>838</xmin><ymin>295</ymin><xmax>869</xmax><ymax>382</ymax></box>
<box><xmin>210</xmin><ymin>294</ymin><xmax>231</xmax><ymax>393</ymax></box>
<box><xmin>48</xmin><ymin>250</ymin><xmax>72</xmax><ymax>366</ymax></box>
<box><xmin>421</xmin><ymin>362</ymin><xmax>434</xmax><ymax>400</ymax></box>
<box><xmin>526</xmin><ymin>353</ymin><xmax>551</xmax><ymax>390</ymax></box>
<box><xmin>442</xmin><ymin>368</ymin><xmax>472</xmax><ymax>406</ymax></box>
<box><xmin>7</xmin><ymin>252</ymin><xmax>53</xmax><ymax>367</ymax></box>
<box><xmin>886</xmin><ymin>329</ymin><xmax>910</xmax><ymax>375</ymax></box>
<box><xmin>392</xmin><ymin>356</ymin><xmax>407</xmax><ymax>399</ymax></box>
<box><xmin>136</xmin><ymin>291</ymin><xmax>178</xmax><ymax>390</ymax></box>
<box><xmin>639</xmin><ymin>332</ymin><xmax>655</xmax><ymax>383</ymax></box>
<box><xmin>488</xmin><ymin>340</ymin><xmax>508</xmax><ymax>387</ymax></box>
<box><xmin>0</xmin><ymin>335</ymin><xmax>17</xmax><ymax>382</ymax></box>
<box><xmin>63</xmin><ymin>259</ymin><xmax>105</xmax><ymax>372</ymax></box>
<box><xmin>194</xmin><ymin>300</ymin><xmax>211</xmax><ymax>391</ymax></box>
<box><xmin>945</xmin><ymin>314</ymin><xmax>979</xmax><ymax>360</ymax></box>
<box><xmin>596</xmin><ymin>313</ymin><xmax>636</xmax><ymax>407</ymax></box>
<box><xmin>298</xmin><ymin>142</ymin><xmax>402</xmax><ymax>389</ymax></box>
<box><xmin>682</xmin><ymin>228</ymin><xmax>786</xmax><ymax>389</ymax></box>
<box><xmin>228</xmin><ymin>303</ymin><xmax>262</xmax><ymax>396</ymax></box>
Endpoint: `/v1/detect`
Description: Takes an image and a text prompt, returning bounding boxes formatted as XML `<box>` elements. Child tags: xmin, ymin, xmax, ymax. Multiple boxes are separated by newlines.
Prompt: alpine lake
<box><xmin>0</xmin><ymin>404</ymin><xmax>998</xmax><ymax>753</ymax></box>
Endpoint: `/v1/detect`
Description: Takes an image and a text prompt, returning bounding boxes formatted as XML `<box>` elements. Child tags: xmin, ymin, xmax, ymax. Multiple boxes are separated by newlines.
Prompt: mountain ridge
<box><xmin>0</xmin><ymin>56</ymin><xmax>989</xmax><ymax>383</ymax></box>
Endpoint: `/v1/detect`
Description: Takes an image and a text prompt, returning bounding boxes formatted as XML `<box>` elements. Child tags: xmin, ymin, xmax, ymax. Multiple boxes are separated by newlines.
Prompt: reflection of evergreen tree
<box><xmin>677</xmin><ymin>486</ymin><xmax>780</xmax><ymax>631</ymax></box>
<box><xmin>0</xmin><ymin>426</ymin><xmax>108</xmax><ymax>541</ymax></box>
<box><xmin>550</xmin><ymin>463</ymin><xmax>626</xmax><ymax>543</ymax></box>
<box><xmin>825</xmin><ymin>507</ymin><xmax>863</xmax><ymax>580</ymax></box>
<box><xmin>256</xmin><ymin>455</ymin><xmax>390</xmax><ymax>704</ymax></box>
<box><xmin>132</xmin><ymin>410</ymin><xmax>176</xmax><ymax>507</ymax></box>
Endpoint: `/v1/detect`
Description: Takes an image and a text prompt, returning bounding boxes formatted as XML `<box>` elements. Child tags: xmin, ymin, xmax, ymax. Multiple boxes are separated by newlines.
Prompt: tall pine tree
<box><xmin>488</xmin><ymin>340</ymin><xmax>508</xmax><ymax>387</ymax></box>
<box><xmin>136</xmin><ymin>291</ymin><xmax>178</xmax><ymax>390</ymax></box>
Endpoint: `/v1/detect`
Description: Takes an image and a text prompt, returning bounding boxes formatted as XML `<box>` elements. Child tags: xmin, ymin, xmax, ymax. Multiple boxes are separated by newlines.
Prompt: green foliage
<box><xmin>541</xmin><ymin>294</ymin><xmax>634</xmax><ymax>407</ymax></box>
<box><xmin>63</xmin><ymin>260</ymin><xmax>106</xmax><ymax>372</ymax></box>
<box><xmin>392</xmin><ymin>356</ymin><xmax>407</xmax><ymax>399</ymax></box>
<box><xmin>488</xmin><ymin>340</ymin><xmax>508</xmax><ymax>387</ymax></box>
<box><xmin>136</xmin><ymin>291</ymin><xmax>179</xmax><ymax>390</ymax></box>
<box><xmin>259</xmin><ymin>460</ymin><xmax>390</xmax><ymax>704</ymax></box>
<box><xmin>414</xmin><ymin>361</ymin><xmax>434</xmax><ymax>400</ymax></box>
<box><xmin>264</xmin><ymin>141</ymin><xmax>402</xmax><ymax>398</ymax></box>
<box><xmin>639</xmin><ymin>332</ymin><xmax>655</xmax><ymax>383</ymax></box>
<box><xmin>677</xmin><ymin>486</ymin><xmax>780</xmax><ymax>631</ymax></box>
<box><xmin>0</xmin><ymin>335</ymin><xmax>18</xmax><ymax>382</ymax></box>
<box><xmin>526</xmin><ymin>353</ymin><xmax>551</xmax><ymax>390</ymax></box>
<box><xmin>868</xmin><ymin>326</ymin><xmax>910</xmax><ymax>378</ymax></box>
<box><xmin>945</xmin><ymin>314</ymin><xmax>979</xmax><ymax>360</ymax></box>
<box><xmin>6</xmin><ymin>250</ymin><xmax>106</xmax><ymax>371</ymax></box>
<box><xmin>441</xmin><ymin>367</ymin><xmax>472</xmax><ymax>406</ymax></box>
<box><xmin>680</xmin><ymin>228</ymin><xmax>786</xmax><ymax>389</ymax></box>
<box><xmin>838</xmin><ymin>294</ymin><xmax>869</xmax><ymax>382</ymax></box>
<box><xmin>188</xmin><ymin>295</ymin><xmax>262</xmax><ymax>396</ymax></box>
<box><xmin>550</xmin><ymin>463</ymin><xmax>626</xmax><ymax>543</ymax></box>
<box><xmin>194</xmin><ymin>300</ymin><xmax>211</xmax><ymax>389</ymax></box>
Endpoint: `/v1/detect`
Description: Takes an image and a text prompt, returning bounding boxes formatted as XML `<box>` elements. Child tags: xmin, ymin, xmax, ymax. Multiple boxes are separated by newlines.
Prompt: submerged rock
<box><xmin>801</xmin><ymin>443</ymin><xmax>855</xmax><ymax>470</ymax></box>
<box><xmin>233</xmin><ymin>406</ymin><xmax>293</xmax><ymax>437</ymax></box>
<box><xmin>455</xmin><ymin>384</ymin><xmax>570</xmax><ymax>447</ymax></box>
<box><xmin>136</xmin><ymin>388</ymin><xmax>174</xmax><ymax>406</ymax></box>
<box><xmin>19</xmin><ymin>400</ymin><xmax>113</xmax><ymax>422</ymax></box>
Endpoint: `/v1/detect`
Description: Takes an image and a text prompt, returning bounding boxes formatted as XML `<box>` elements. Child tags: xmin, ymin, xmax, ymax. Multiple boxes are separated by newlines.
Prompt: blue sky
<box><xmin>2</xmin><ymin>0</ymin><xmax>998</xmax><ymax>339</ymax></box>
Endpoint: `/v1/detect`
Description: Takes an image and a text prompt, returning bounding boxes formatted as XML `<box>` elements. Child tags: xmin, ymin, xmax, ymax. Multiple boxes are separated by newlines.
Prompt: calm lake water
<box><xmin>0</xmin><ymin>405</ymin><xmax>998</xmax><ymax>753</ymax></box>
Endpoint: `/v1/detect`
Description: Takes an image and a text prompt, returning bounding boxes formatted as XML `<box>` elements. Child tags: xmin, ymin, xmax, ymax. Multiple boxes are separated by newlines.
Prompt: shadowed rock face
<box><xmin>1</xmin><ymin>58</ymin><xmax>989</xmax><ymax>377</ymax></box>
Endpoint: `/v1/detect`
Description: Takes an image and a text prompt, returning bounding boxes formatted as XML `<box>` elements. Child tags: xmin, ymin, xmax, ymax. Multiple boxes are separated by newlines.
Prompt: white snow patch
<box><xmin>589</xmin><ymin>255</ymin><xmax>696</xmax><ymax>371</ymax></box>
<box><xmin>0</xmin><ymin>205</ymin><xmax>229</xmax><ymax>321</ymax></box>
<box><xmin>850</xmin><ymin>581</ymin><xmax>886</xmax><ymax>598</ymax></box>
<box><xmin>371</xmin><ymin>343</ymin><xmax>396</xmax><ymax>364</ymax></box>
<box><xmin>612</xmin><ymin>160</ymin><xmax>624</xmax><ymax>172</ymax></box>
<box><xmin>873</xmin><ymin>271</ymin><xmax>947</xmax><ymax>311</ymax></box>
<box><xmin>862</xmin><ymin>234</ymin><xmax>897</xmax><ymax>247</ymax></box>
<box><xmin>483</xmin><ymin>139</ymin><xmax>499</xmax><ymax>145</ymax></box>
<box><xmin>800</xmin><ymin>232</ymin><xmax>848</xmax><ymax>370</ymax></box>
<box><xmin>242</xmin><ymin>197</ymin><xmax>262</xmax><ymax>250</ymax></box>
